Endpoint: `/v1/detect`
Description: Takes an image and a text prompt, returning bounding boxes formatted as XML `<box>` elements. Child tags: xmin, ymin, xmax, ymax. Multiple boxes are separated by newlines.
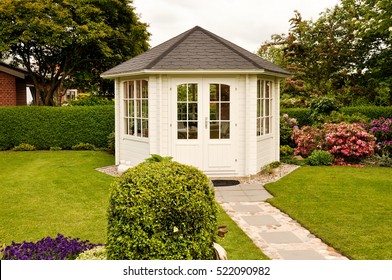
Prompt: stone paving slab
<box><xmin>243</xmin><ymin>215</ymin><xmax>280</xmax><ymax>226</ymax></box>
<box><xmin>218</xmin><ymin>200</ymin><xmax>349</xmax><ymax>260</ymax></box>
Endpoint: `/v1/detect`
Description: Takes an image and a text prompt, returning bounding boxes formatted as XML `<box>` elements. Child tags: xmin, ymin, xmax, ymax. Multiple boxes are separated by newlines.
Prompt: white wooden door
<box><xmin>171</xmin><ymin>78</ymin><xmax>237</xmax><ymax>176</ymax></box>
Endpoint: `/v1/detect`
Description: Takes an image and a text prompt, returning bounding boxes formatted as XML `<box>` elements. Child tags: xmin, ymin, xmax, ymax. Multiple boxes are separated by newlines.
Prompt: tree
<box><xmin>0</xmin><ymin>0</ymin><xmax>149</xmax><ymax>105</ymax></box>
<box><xmin>258</xmin><ymin>0</ymin><xmax>391</xmax><ymax>107</ymax></box>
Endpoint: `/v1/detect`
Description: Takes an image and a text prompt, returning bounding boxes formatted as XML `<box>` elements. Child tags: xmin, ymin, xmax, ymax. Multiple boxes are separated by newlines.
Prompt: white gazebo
<box><xmin>102</xmin><ymin>26</ymin><xmax>290</xmax><ymax>177</ymax></box>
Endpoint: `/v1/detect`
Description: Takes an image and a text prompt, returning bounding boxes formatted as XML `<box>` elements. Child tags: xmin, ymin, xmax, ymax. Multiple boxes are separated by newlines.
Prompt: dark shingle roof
<box><xmin>102</xmin><ymin>26</ymin><xmax>290</xmax><ymax>77</ymax></box>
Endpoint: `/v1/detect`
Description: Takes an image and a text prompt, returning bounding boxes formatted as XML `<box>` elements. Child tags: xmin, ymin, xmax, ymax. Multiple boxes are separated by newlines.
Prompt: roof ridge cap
<box><xmin>144</xmin><ymin>26</ymin><xmax>199</xmax><ymax>69</ymax></box>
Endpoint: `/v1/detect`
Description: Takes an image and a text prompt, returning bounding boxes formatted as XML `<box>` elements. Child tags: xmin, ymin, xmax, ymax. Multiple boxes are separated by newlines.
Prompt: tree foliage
<box><xmin>258</xmin><ymin>0</ymin><xmax>391</xmax><ymax>107</ymax></box>
<box><xmin>0</xmin><ymin>0</ymin><xmax>150</xmax><ymax>105</ymax></box>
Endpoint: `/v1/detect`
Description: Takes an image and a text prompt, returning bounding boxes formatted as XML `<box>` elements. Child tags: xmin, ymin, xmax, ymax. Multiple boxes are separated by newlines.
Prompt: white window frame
<box><xmin>257</xmin><ymin>80</ymin><xmax>273</xmax><ymax>136</ymax></box>
<box><xmin>123</xmin><ymin>80</ymin><xmax>148</xmax><ymax>138</ymax></box>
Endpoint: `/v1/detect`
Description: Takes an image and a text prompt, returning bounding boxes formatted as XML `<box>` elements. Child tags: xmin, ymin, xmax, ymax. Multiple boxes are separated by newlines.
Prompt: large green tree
<box><xmin>258</xmin><ymin>0</ymin><xmax>391</xmax><ymax>107</ymax></box>
<box><xmin>0</xmin><ymin>0</ymin><xmax>149</xmax><ymax>105</ymax></box>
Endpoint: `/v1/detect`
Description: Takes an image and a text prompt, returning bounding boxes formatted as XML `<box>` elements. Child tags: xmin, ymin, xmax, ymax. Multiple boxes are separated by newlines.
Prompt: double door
<box><xmin>171</xmin><ymin>78</ymin><xmax>238</xmax><ymax>175</ymax></box>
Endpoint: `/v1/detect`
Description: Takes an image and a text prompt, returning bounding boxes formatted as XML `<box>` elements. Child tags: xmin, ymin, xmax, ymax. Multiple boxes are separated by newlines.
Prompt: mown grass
<box><xmin>0</xmin><ymin>151</ymin><xmax>266</xmax><ymax>260</ymax></box>
<box><xmin>264</xmin><ymin>166</ymin><xmax>392</xmax><ymax>260</ymax></box>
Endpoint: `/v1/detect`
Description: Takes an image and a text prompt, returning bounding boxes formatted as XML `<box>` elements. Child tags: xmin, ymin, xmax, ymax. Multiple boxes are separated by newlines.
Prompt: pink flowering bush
<box><xmin>323</xmin><ymin>123</ymin><xmax>376</xmax><ymax>164</ymax></box>
<box><xmin>292</xmin><ymin>126</ymin><xmax>324</xmax><ymax>157</ymax></box>
<box><xmin>292</xmin><ymin>122</ymin><xmax>376</xmax><ymax>163</ymax></box>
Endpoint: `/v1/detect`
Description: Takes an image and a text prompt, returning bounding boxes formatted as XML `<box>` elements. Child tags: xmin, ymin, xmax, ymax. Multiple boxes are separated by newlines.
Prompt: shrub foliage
<box><xmin>107</xmin><ymin>161</ymin><xmax>218</xmax><ymax>260</ymax></box>
<box><xmin>0</xmin><ymin>106</ymin><xmax>114</xmax><ymax>150</ymax></box>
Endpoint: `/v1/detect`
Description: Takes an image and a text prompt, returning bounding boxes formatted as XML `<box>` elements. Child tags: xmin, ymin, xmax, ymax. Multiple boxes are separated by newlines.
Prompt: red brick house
<box><xmin>0</xmin><ymin>62</ymin><xmax>29</xmax><ymax>106</ymax></box>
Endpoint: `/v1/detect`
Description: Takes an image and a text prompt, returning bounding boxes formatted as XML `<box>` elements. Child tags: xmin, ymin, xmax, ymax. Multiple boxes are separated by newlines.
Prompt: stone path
<box><xmin>215</xmin><ymin>184</ymin><xmax>348</xmax><ymax>260</ymax></box>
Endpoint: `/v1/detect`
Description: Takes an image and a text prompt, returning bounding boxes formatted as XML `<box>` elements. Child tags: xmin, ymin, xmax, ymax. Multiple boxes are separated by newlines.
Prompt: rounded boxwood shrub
<box><xmin>107</xmin><ymin>161</ymin><xmax>218</xmax><ymax>260</ymax></box>
<box><xmin>306</xmin><ymin>150</ymin><xmax>334</xmax><ymax>166</ymax></box>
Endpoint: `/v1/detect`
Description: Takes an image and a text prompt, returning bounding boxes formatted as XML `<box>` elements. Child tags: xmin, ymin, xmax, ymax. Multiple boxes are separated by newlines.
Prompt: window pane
<box><xmin>257</xmin><ymin>99</ymin><xmax>261</xmax><ymax>117</ymax></box>
<box><xmin>142</xmin><ymin>80</ymin><xmax>148</xmax><ymax>98</ymax></box>
<box><xmin>130</xmin><ymin>118</ymin><xmax>134</xmax><ymax>135</ymax></box>
<box><xmin>137</xmin><ymin>100</ymin><xmax>142</xmax><ymax>118</ymax></box>
<box><xmin>210</xmin><ymin>103</ymin><xmax>217</xmax><ymax>120</ymax></box>
<box><xmin>260</xmin><ymin>80</ymin><xmax>264</xmax><ymax>98</ymax></box>
<box><xmin>265</xmin><ymin>117</ymin><xmax>270</xmax><ymax>134</ymax></box>
<box><xmin>221</xmin><ymin>122</ymin><xmax>230</xmax><ymax>139</ymax></box>
<box><xmin>265</xmin><ymin>81</ymin><xmax>270</xmax><ymax>98</ymax></box>
<box><xmin>210</xmin><ymin>84</ymin><xmax>219</xmax><ymax>101</ymax></box>
<box><xmin>142</xmin><ymin>120</ymin><xmax>148</xmax><ymax>137</ymax></box>
<box><xmin>142</xmin><ymin>100</ymin><xmax>148</xmax><ymax>118</ymax></box>
<box><xmin>129</xmin><ymin>100</ymin><xmax>134</xmax><ymax>118</ymax></box>
<box><xmin>178</xmin><ymin>122</ymin><xmax>187</xmax><ymax>139</ymax></box>
<box><xmin>177</xmin><ymin>103</ymin><xmax>187</xmax><ymax>120</ymax></box>
<box><xmin>188</xmin><ymin>84</ymin><xmax>198</xmax><ymax>101</ymax></box>
<box><xmin>260</xmin><ymin>117</ymin><xmax>264</xmax><ymax>135</ymax></box>
<box><xmin>189</xmin><ymin>125</ymin><xmax>197</xmax><ymax>139</ymax></box>
<box><xmin>257</xmin><ymin>80</ymin><xmax>261</xmax><ymax>99</ymax></box>
<box><xmin>265</xmin><ymin>100</ymin><xmax>270</xmax><ymax>116</ymax></box>
<box><xmin>124</xmin><ymin>100</ymin><xmax>129</xmax><ymax>117</ymax></box>
<box><xmin>221</xmin><ymin>84</ymin><xmax>230</xmax><ymax>101</ymax></box>
<box><xmin>188</xmin><ymin>103</ymin><xmax>197</xmax><ymax>121</ymax></box>
<box><xmin>220</xmin><ymin>103</ymin><xmax>230</xmax><ymax>120</ymax></box>
<box><xmin>177</xmin><ymin>84</ymin><xmax>187</xmax><ymax>101</ymax></box>
<box><xmin>257</xmin><ymin>118</ymin><xmax>261</xmax><ymax>136</ymax></box>
<box><xmin>124</xmin><ymin>117</ymin><xmax>129</xmax><ymax>134</ymax></box>
<box><xmin>136</xmin><ymin>80</ymin><xmax>141</xmax><ymax>98</ymax></box>
<box><xmin>210</xmin><ymin>121</ymin><xmax>219</xmax><ymax>139</ymax></box>
<box><xmin>136</xmin><ymin>119</ymin><xmax>141</xmax><ymax>137</ymax></box>
<box><xmin>129</xmin><ymin>82</ymin><xmax>134</xmax><ymax>98</ymax></box>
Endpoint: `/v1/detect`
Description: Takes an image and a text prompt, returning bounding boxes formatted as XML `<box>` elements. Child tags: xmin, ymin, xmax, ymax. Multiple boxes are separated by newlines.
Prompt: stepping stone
<box><xmin>278</xmin><ymin>249</ymin><xmax>325</xmax><ymax>260</ymax></box>
<box><xmin>220</xmin><ymin>195</ymin><xmax>249</xmax><ymax>202</ymax></box>
<box><xmin>242</xmin><ymin>215</ymin><xmax>280</xmax><ymax>226</ymax></box>
<box><xmin>231</xmin><ymin>204</ymin><xmax>263</xmax><ymax>213</ymax></box>
<box><xmin>260</xmin><ymin>231</ymin><xmax>303</xmax><ymax>244</ymax></box>
<box><xmin>246</xmin><ymin>191</ymin><xmax>273</xmax><ymax>201</ymax></box>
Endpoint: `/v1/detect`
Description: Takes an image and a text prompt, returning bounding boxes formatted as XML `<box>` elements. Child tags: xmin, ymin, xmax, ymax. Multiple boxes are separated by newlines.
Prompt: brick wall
<box><xmin>0</xmin><ymin>72</ymin><xmax>17</xmax><ymax>106</ymax></box>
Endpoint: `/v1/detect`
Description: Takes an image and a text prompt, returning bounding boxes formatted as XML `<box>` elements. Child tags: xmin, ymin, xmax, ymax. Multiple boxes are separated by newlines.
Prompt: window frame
<box><xmin>123</xmin><ymin>80</ymin><xmax>149</xmax><ymax>139</ymax></box>
<box><xmin>257</xmin><ymin>79</ymin><xmax>273</xmax><ymax>137</ymax></box>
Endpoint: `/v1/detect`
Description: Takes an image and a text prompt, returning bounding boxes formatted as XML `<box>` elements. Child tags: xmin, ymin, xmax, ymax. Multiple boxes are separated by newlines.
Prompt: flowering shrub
<box><xmin>324</xmin><ymin>123</ymin><xmax>376</xmax><ymax>164</ymax></box>
<box><xmin>292</xmin><ymin>126</ymin><xmax>324</xmax><ymax>157</ymax></box>
<box><xmin>365</xmin><ymin>118</ymin><xmax>392</xmax><ymax>156</ymax></box>
<box><xmin>1</xmin><ymin>234</ymin><xmax>101</xmax><ymax>260</ymax></box>
<box><xmin>292</xmin><ymin>122</ymin><xmax>376</xmax><ymax>163</ymax></box>
<box><xmin>280</xmin><ymin>114</ymin><xmax>299</xmax><ymax>147</ymax></box>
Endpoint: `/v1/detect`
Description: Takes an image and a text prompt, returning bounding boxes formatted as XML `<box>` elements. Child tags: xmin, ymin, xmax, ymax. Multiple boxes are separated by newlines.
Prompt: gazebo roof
<box><xmin>102</xmin><ymin>26</ymin><xmax>290</xmax><ymax>78</ymax></box>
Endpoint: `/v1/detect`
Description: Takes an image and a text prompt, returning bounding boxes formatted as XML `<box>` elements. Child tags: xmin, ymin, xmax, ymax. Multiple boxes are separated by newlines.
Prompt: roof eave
<box><xmin>101</xmin><ymin>69</ymin><xmax>290</xmax><ymax>79</ymax></box>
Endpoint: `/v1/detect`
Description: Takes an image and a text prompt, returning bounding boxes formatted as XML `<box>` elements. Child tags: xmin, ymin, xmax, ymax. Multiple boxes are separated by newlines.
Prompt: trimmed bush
<box><xmin>306</xmin><ymin>150</ymin><xmax>334</xmax><ymax>166</ymax></box>
<box><xmin>71</xmin><ymin>142</ymin><xmax>96</xmax><ymax>150</ymax></box>
<box><xmin>0</xmin><ymin>105</ymin><xmax>114</xmax><ymax>150</ymax></box>
<box><xmin>281</xmin><ymin>108</ymin><xmax>312</xmax><ymax>127</ymax></box>
<box><xmin>76</xmin><ymin>246</ymin><xmax>107</xmax><ymax>260</ymax></box>
<box><xmin>13</xmin><ymin>143</ymin><xmax>36</xmax><ymax>151</ymax></box>
<box><xmin>280</xmin><ymin>145</ymin><xmax>294</xmax><ymax>158</ymax></box>
<box><xmin>107</xmin><ymin>161</ymin><xmax>218</xmax><ymax>260</ymax></box>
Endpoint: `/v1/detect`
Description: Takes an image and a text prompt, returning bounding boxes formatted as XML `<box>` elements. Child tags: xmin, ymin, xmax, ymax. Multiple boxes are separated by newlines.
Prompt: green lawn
<box><xmin>0</xmin><ymin>151</ymin><xmax>267</xmax><ymax>260</ymax></box>
<box><xmin>264</xmin><ymin>166</ymin><xmax>392</xmax><ymax>260</ymax></box>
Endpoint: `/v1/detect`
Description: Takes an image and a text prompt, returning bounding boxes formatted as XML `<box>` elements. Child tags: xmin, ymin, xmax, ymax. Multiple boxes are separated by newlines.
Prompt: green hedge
<box><xmin>281</xmin><ymin>106</ymin><xmax>392</xmax><ymax>127</ymax></box>
<box><xmin>0</xmin><ymin>105</ymin><xmax>114</xmax><ymax>150</ymax></box>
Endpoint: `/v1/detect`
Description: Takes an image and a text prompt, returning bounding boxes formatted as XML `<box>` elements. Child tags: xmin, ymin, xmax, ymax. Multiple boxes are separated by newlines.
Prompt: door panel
<box><xmin>171</xmin><ymin>78</ymin><xmax>237</xmax><ymax>175</ymax></box>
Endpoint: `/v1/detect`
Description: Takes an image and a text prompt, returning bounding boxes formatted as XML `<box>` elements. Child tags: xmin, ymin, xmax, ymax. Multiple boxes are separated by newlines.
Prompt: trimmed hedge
<box><xmin>107</xmin><ymin>161</ymin><xmax>218</xmax><ymax>260</ymax></box>
<box><xmin>0</xmin><ymin>105</ymin><xmax>114</xmax><ymax>150</ymax></box>
<box><xmin>281</xmin><ymin>106</ymin><xmax>392</xmax><ymax>127</ymax></box>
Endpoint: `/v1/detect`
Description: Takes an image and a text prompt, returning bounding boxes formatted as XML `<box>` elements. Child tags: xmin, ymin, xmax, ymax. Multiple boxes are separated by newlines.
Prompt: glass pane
<box><xmin>129</xmin><ymin>100</ymin><xmax>134</xmax><ymax>117</ymax></box>
<box><xmin>265</xmin><ymin>117</ymin><xmax>270</xmax><ymax>134</ymax></box>
<box><xmin>210</xmin><ymin>121</ymin><xmax>219</xmax><ymax>139</ymax></box>
<box><xmin>210</xmin><ymin>103</ymin><xmax>218</xmax><ymax>120</ymax></box>
<box><xmin>129</xmin><ymin>82</ymin><xmax>134</xmax><ymax>98</ymax></box>
<box><xmin>189</xmin><ymin>125</ymin><xmax>197</xmax><ymax>139</ymax></box>
<box><xmin>257</xmin><ymin>80</ymin><xmax>261</xmax><ymax>99</ymax></box>
<box><xmin>188</xmin><ymin>84</ymin><xmax>198</xmax><ymax>101</ymax></box>
<box><xmin>260</xmin><ymin>117</ymin><xmax>264</xmax><ymax>135</ymax></box>
<box><xmin>220</xmin><ymin>103</ymin><xmax>230</xmax><ymax>120</ymax></box>
<box><xmin>124</xmin><ymin>100</ymin><xmax>129</xmax><ymax>117</ymax></box>
<box><xmin>136</xmin><ymin>80</ymin><xmax>141</xmax><ymax>98</ymax></box>
<box><xmin>124</xmin><ymin>83</ymin><xmax>129</xmax><ymax>99</ymax></box>
<box><xmin>142</xmin><ymin>80</ymin><xmax>148</xmax><ymax>98</ymax></box>
<box><xmin>178</xmin><ymin>122</ymin><xmax>187</xmax><ymax>139</ymax></box>
<box><xmin>260</xmin><ymin>80</ymin><xmax>264</xmax><ymax>98</ymax></box>
<box><xmin>257</xmin><ymin>99</ymin><xmax>261</xmax><ymax>117</ymax></box>
<box><xmin>137</xmin><ymin>100</ymin><xmax>141</xmax><ymax>118</ymax></box>
<box><xmin>124</xmin><ymin>118</ymin><xmax>129</xmax><ymax>134</ymax></box>
<box><xmin>265</xmin><ymin>81</ymin><xmax>270</xmax><ymax>98</ymax></box>
<box><xmin>130</xmin><ymin>118</ymin><xmax>134</xmax><ymax>135</ymax></box>
<box><xmin>136</xmin><ymin>119</ymin><xmax>141</xmax><ymax>137</ymax></box>
<box><xmin>210</xmin><ymin>84</ymin><xmax>219</xmax><ymax>101</ymax></box>
<box><xmin>265</xmin><ymin>100</ymin><xmax>270</xmax><ymax>116</ymax></box>
<box><xmin>188</xmin><ymin>103</ymin><xmax>197</xmax><ymax>121</ymax></box>
<box><xmin>142</xmin><ymin>120</ymin><xmax>148</xmax><ymax>137</ymax></box>
<box><xmin>177</xmin><ymin>103</ymin><xmax>187</xmax><ymax>120</ymax></box>
<box><xmin>177</xmin><ymin>84</ymin><xmax>187</xmax><ymax>101</ymax></box>
<box><xmin>221</xmin><ymin>122</ymin><xmax>230</xmax><ymax>139</ymax></box>
<box><xmin>142</xmin><ymin>100</ymin><xmax>148</xmax><ymax>118</ymax></box>
<box><xmin>221</xmin><ymin>84</ymin><xmax>230</xmax><ymax>101</ymax></box>
<box><xmin>257</xmin><ymin>118</ymin><xmax>261</xmax><ymax>136</ymax></box>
